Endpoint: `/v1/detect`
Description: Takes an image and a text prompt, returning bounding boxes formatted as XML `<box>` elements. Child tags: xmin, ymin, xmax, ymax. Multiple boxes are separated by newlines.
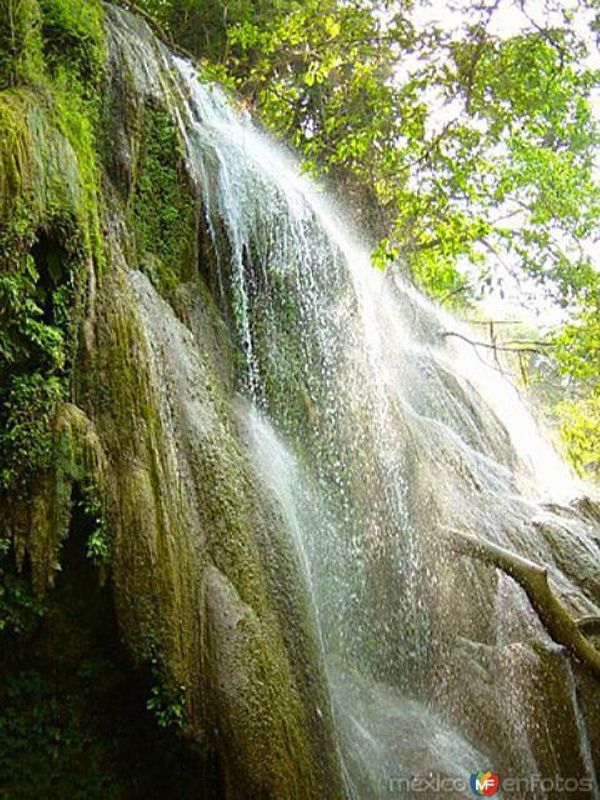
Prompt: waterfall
<box><xmin>171</xmin><ymin>60</ymin><xmax>599</xmax><ymax>797</ymax></box>
<box><xmin>102</xmin><ymin>8</ymin><xmax>600</xmax><ymax>796</ymax></box>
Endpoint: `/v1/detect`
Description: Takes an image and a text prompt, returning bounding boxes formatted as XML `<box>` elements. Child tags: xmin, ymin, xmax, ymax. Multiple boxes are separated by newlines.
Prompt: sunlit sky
<box><xmin>412</xmin><ymin>0</ymin><xmax>599</xmax><ymax>66</ymax></box>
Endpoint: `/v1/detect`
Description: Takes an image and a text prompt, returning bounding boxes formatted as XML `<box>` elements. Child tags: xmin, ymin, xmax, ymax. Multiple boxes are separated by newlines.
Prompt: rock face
<box><xmin>1</xmin><ymin>3</ymin><xmax>599</xmax><ymax>799</ymax></box>
<box><xmin>0</xmin><ymin>3</ymin><xmax>343</xmax><ymax>797</ymax></box>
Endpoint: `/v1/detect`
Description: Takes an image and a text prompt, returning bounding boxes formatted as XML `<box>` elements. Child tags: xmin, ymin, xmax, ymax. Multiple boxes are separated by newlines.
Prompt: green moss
<box><xmin>79</xmin><ymin>273</ymin><xmax>198</xmax><ymax>696</ymax></box>
<box><xmin>132</xmin><ymin>107</ymin><xmax>197</xmax><ymax>297</ymax></box>
<box><xmin>0</xmin><ymin>374</ymin><xmax>65</xmax><ymax>493</ymax></box>
<box><xmin>0</xmin><ymin>0</ymin><xmax>105</xmax><ymax>94</ymax></box>
<box><xmin>204</xmin><ymin>566</ymin><xmax>319</xmax><ymax>797</ymax></box>
<box><xmin>0</xmin><ymin>0</ymin><xmax>44</xmax><ymax>89</ymax></box>
<box><xmin>38</xmin><ymin>0</ymin><xmax>105</xmax><ymax>93</ymax></box>
<box><xmin>50</xmin><ymin>83</ymin><xmax>105</xmax><ymax>269</ymax></box>
<box><xmin>0</xmin><ymin>5</ymin><xmax>105</xmax><ymax>501</ymax></box>
<box><xmin>0</xmin><ymin>94</ymin><xmax>36</xmax><ymax>218</ymax></box>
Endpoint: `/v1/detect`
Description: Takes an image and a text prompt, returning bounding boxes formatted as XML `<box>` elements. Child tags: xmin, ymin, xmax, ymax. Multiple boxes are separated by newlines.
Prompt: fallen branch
<box><xmin>444</xmin><ymin>528</ymin><xmax>600</xmax><ymax>679</ymax></box>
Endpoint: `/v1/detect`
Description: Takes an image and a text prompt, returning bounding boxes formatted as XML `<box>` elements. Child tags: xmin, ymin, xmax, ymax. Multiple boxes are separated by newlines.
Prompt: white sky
<box><xmin>412</xmin><ymin>0</ymin><xmax>599</xmax><ymax>66</ymax></box>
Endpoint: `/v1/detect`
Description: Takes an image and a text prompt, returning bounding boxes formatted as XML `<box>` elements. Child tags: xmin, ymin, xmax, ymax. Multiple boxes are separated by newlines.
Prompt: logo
<box><xmin>470</xmin><ymin>771</ymin><xmax>500</xmax><ymax>796</ymax></box>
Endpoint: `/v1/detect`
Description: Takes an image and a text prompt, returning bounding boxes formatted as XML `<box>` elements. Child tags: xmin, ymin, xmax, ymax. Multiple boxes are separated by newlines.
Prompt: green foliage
<box><xmin>0</xmin><ymin>202</ymin><xmax>82</xmax><ymax>376</ymax></box>
<box><xmin>78</xmin><ymin>482</ymin><xmax>110</xmax><ymax>566</ymax></box>
<box><xmin>554</xmin><ymin>298</ymin><xmax>600</xmax><ymax>385</ymax></box>
<box><xmin>0</xmin><ymin>214</ymin><xmax>81</xmax><ymax>495</ymax></box>
<box><xmin>0</xmin><ymin>538</ymin><xmax>45</xmax><ymax>635</ymax></box>
<box><xmin>0</xmin><ymin>257</ymin><xmax>65</xmax><ymax>373</ymax></box>
<box><xmin>0</xmin><ymin>546</ymin><xmax>206</xmax><ymax>800</ymax></box>
<box><xmin>551</xmin><ymin>294</ymin><xmax>599</xmax><ymax>479</ymax></box>
<box><xmin>556</xmin><ymin>394</ymin><xmax>600</xmax><ymax>479</ymax></box>
<box><xmin>130</xmin><ymin>0</ymin><xmax>299</xmax><ymax>62</ymax></box>
<box><xmin>445</xmin><ymin>27</ymin><xmax>599</xmax><ymax>307</ymax></box>
<box><xmin>146</xmin><ymin>679</ymin><xmax>186</xmax><ymax>729</ymax></box>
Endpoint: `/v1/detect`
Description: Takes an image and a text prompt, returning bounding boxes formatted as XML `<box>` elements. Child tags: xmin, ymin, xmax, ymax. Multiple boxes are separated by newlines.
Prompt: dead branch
<box><xmin>444</xmin><ymin>528</ymin><xmax>600</xmax><ymax>679</ymax></box>
<box><xmin>441</xmin><ymin>330</ymin><xmax>546</xmax><ymax>354</ymax></box>
<box><xmin>465</xmin><ymin>319</ymin><xmax>529</xmax><ymax>326</ymax></box>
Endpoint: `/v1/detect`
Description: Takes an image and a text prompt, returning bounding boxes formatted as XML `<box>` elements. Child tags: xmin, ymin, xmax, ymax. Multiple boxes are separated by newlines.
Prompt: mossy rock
<box><xmin>0</xmin><ymin>5</ymin><xmax>345</xmax><ymax>797</ymax></box>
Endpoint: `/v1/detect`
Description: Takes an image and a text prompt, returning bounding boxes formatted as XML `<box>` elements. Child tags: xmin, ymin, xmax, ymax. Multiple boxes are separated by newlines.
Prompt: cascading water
<box><xmin>104</xmin><ymin>7</ymin><xmax>600</xmax><ymax>796</ymax></box>
<box><xmin>173</xmin><ymin>63</ymin><xmax>600</xmax><ymax>798</ymax></box>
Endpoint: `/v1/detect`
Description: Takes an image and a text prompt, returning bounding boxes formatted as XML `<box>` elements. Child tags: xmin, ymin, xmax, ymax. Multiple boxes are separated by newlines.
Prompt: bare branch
<box><xmin>464</xmin><ymin>319</ymin><xmax>525</xmax><ymax>325</ymax></box>
<box><xmin>441</xmin><ymin>330</ymin><xmax>547</xmax><ymax>354</ymax></box>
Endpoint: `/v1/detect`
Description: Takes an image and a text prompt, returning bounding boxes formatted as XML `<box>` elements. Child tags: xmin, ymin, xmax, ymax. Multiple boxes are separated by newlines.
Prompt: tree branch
<box><xmin>118</xmin><ymin>1</ymin><xmax>199</xmax><ymax>64</ymax></box>
<box><xmin>444</xmin><ymin>528</ymin><xmax>600</xmax><ymax>679</ymax></box>
<box><xmin>441</xmin><ymin>330</ymin><xmax>546</xmax><ymax>354</ymax></box>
